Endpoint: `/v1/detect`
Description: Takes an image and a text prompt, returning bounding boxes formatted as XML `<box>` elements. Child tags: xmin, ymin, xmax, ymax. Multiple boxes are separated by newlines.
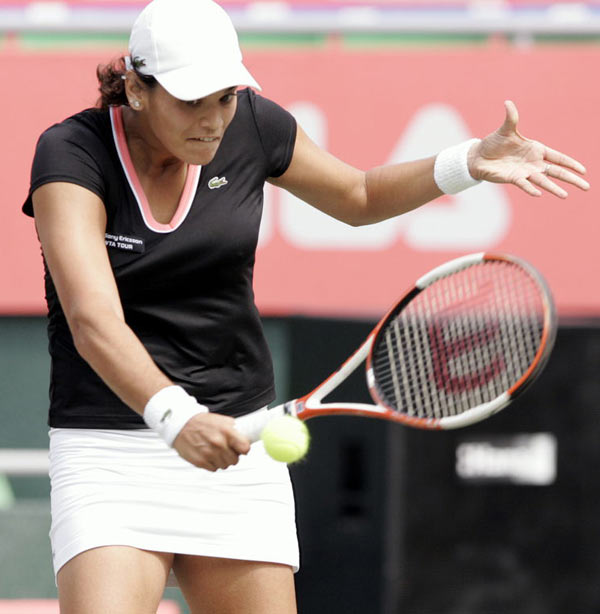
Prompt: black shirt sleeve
<box><xmin>248</xmin><ymin>90</ymin><xmax>297</xmax><ymax>178</ymax></box>
<box><xmin>23</xmin><ymin>119</ymin><xmax>106</xmax><ymax>217</ymax></box>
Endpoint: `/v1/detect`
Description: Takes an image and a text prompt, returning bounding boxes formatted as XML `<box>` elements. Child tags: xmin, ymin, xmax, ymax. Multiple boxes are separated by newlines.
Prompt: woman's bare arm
<box><xmin>33</xmin><ymin>181</ymin><xmax>249</xmax><ymax>469</ymax></box>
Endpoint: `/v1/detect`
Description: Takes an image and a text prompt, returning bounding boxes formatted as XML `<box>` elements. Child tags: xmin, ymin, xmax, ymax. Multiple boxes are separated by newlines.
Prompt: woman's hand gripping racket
<box><xmin>236</xmin><ymin>253</ymin><xmax>557</xmax><ymax>442</ymax></box>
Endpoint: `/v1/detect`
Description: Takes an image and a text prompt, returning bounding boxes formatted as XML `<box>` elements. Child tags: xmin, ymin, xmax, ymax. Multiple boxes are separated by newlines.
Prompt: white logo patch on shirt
<box><xmin>208</xmin><ymin>176</ymin><xmax>228</xmax><ymax>190</ymax></box>
<box><xmin>105</xmin><ymin>233</ymin><xmax>145</xmax><ymax>253</ymax></box>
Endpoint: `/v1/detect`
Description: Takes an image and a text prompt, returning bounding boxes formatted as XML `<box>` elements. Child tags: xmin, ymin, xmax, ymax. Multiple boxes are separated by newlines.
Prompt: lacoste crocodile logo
<box><xmin>208</xmin><ymin>176</ymin><xmax>228</xmax><ymax>190</ymax></box>
<box><xmin>132</xmin><ymin>56</ymin><xmax>146</xmax><ymax>69</ymax></box>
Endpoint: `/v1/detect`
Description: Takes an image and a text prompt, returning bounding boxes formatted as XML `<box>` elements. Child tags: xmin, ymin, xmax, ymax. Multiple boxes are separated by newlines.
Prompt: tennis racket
<box><xmin>236</xmin><ymin>252</ymin><xmax>557</xmax><ymax>441</ymax></box>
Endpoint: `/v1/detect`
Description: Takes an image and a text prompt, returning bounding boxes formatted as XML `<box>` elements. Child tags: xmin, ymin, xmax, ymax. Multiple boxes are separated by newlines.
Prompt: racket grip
<box><xmin>235</xmin><ymin>405</ymin><xmax>287</xmax><ymax>443</ymax></box>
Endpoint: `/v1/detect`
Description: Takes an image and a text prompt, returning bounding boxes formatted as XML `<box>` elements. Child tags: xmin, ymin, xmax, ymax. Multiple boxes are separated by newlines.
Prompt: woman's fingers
<box><xmin>514</xmin><ymin>176</ymin><xmax>543</xmax><ymax>198</ymax></box>
<box><xmin>544</xmin><ymin>146</ymin><xmax>588</xmax><ymax>176</ymax></box>
<box><xmin>174</xmin><ymin>414</ymin><xmax>250</xmax><ymax>471</ymax></box>
<box><xmin>526</xmin><ymin>171</ymin><xmax>568</xmax><ymax>199</ymax></box>
<box><xmin>543</xmin><ymin>162</ymin><xmax>590</xmax><ymax>191</ymax></box>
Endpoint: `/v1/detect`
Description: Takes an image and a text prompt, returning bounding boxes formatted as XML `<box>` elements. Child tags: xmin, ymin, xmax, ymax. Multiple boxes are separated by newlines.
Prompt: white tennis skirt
<box><xmin>48</xmin><ymin>426</ymin><xmax>299</xmax><ymax>585</ymax></box>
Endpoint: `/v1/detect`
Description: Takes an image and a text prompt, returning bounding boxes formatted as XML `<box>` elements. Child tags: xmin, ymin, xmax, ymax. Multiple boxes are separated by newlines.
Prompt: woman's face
<box><xmin>140</xmin><ymin>84</ymin><xmax>238</xmax><ymax>165</ymax></box>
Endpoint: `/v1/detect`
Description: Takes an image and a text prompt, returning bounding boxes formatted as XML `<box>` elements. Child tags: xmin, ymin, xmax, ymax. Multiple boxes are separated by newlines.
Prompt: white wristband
<box><xmin>434</xmin><ymin>138</ymin><xmax>482</xmax><ymax>195</ymax></box>
<box><xmin>143</xmin><ymin>385</ymin><xmax>208</xmax><ymax>446</ymax></box>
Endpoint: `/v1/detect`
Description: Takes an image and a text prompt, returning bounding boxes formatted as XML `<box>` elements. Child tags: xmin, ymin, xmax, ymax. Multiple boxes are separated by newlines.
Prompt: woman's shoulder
<box><xmin>236</xmin><ymin>88</ymin><xmax>285</xmax><ymax>115</ymax></box>
<box><xmin>233</xmin><ymin>88</ymin><xmax>294</xmax><ymax>133</ymax></box>
<box><xmin>224</xmin><ymin>89</ymin><xmax>296</xmax><ymax>177</ymax></box>
<box><xmin>24</xmin><ymin>108</ymin><xmax>113</xmax><ymax>217</ymax></box>
<box><xmin>38</xmin><ymin>107</ymin><xmax>112</xmax><ymax>148</ymax></box>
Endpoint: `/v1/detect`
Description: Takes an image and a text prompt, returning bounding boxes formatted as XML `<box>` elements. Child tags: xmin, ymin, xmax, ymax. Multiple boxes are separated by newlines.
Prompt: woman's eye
<box><xmin>222</xmin><ymin>92</ymin><xmax>237</xmax><ymax>104</ymax></box>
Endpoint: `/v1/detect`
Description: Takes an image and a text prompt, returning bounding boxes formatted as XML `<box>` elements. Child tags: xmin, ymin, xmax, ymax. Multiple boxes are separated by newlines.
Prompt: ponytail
<box><xmin>96</xmin><ymin>56</ymin><xmax>158</xmax><ymax>109</ymax></box>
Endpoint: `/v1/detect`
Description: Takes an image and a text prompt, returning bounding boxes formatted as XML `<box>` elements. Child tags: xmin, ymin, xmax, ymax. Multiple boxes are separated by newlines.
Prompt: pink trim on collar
<box><xmin>110</xmin><ymin>106</ymin><xmax>201</xmax><ymax>233</ymax></box>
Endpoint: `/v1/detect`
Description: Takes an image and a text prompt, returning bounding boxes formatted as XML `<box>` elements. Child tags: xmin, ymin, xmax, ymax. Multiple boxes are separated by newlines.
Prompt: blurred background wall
<box><xmin>1</xmin><ymin>1</ymin><xmax>600</xmax><ymax>612</ymax></box>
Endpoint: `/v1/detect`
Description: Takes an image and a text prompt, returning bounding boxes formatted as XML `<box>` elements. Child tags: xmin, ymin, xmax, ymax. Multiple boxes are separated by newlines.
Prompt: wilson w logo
<box><xmin>427</xmin><ymin>280</ymin><xmax>506</xmax><ymax>394</ymax></box>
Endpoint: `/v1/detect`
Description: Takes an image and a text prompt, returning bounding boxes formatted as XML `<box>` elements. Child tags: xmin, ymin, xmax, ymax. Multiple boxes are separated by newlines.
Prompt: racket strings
<box><xmin>372</xmin><ymin>261</ymin><xmax>547</xmax><ymax>420</ymax></box>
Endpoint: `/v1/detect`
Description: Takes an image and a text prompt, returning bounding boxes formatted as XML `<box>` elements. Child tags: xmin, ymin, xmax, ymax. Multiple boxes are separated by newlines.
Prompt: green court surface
<box><xmin>3</xmin><ymin>31</ymin><xmax>600</xmax><ymax>54</ymax></box>
<box><xmin>0</xmin><ymin>501</ymin><xmax>191</xmax><ymax>609</ymax></box>
<box><xmin>0</xmin><ymin>501</ymin><xmax>54</xmax><ymax>599</ymax></box>
<box><xmin>18</xmin><ymin>32</ymin><xmax>129</xmax><ymax>50</ymax></box>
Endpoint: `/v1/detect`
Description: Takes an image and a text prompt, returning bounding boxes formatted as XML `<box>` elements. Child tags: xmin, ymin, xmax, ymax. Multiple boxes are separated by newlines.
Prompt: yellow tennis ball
<box><xmin>261</xmin><ymin>416</ymin><xmax>310</xmax><ymax>464</ymax></box>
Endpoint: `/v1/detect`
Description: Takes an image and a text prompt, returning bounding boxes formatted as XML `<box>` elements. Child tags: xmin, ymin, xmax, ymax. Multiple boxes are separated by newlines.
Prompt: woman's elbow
<box><xmin>343</xmin><ymin>179</ymin><xmax>378</xmax><ymax>226</ymax></box>
<box><xmin>67</xmin><ymin>305</ymin><xmax>118</xmax><ymax>360</ymax></box>
<box><xmin>343</xmin><ymin>207</ymin><xmax>389</xmax><ymax>227</ymax></box>
<box><xmin>69</xmin><ymin>313</ymin><xmax>99</xmax><ymax>358</ymax></box>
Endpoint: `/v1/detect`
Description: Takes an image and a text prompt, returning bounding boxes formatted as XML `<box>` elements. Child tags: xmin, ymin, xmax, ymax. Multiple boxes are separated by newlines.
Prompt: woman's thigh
<box><xmin>173</xmin><ymin>555</ymin><xmax>297</xmax><ymax>614</ymax></box>
<box><xmin>57</xmin><ymin>546</ymin><xmax>173</xmax><ymax>614</ymax></box>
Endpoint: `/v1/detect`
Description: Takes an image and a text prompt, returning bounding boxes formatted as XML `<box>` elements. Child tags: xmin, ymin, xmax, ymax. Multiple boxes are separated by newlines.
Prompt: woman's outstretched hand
<box><xmin>468</xmin><ymin>100</ymin><xmax>590</xmax><ymax>198</ymax></box>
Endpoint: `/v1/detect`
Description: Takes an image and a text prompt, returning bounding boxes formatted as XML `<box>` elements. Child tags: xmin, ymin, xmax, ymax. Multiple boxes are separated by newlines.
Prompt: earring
<box><xmin>131</xmin><ymin>100</ymin><xmax>140</xmax><ymax>109</ymax></box>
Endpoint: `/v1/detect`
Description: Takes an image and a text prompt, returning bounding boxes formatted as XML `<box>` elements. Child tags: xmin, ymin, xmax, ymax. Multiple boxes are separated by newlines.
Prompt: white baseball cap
<box><xmin>127</xmin><ymin>0</ymin><xmax>261</xmax><ymax>101</ymax></box>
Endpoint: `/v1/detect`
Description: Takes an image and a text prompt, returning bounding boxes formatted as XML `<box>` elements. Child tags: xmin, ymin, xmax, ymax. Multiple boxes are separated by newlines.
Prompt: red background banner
<box><xmin>2</xmin><ymin>41</ymin><xmax>598</xmax><ymax>317</ymax></box>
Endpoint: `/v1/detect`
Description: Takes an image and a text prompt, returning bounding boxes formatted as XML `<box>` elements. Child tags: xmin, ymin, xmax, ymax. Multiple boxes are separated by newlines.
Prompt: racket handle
<box><xmin>235</xmin><ymin>404</ymin><xmax>288</xmax><ymax>443</ymax></box>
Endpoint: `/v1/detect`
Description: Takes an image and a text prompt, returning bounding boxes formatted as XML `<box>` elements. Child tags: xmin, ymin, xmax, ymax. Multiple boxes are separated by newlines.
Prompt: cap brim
<box><xmin>154</xmin><ymin>62</ymin><xmax>261</xmax><ymax>101</ymax></box>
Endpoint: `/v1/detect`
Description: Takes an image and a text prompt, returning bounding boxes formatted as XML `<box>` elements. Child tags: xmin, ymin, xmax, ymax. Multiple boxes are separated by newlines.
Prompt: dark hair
<box><xmin>96</xmin><ymin>56</ymin><xmax>158</xmax><ymax>110</ymax></box>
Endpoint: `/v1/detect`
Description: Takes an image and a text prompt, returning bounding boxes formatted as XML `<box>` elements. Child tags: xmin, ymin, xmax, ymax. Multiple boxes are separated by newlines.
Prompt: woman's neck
<box><xmin>121</xmin><ymin>105</ymin><xmax>185</xmax><ymax>179</ymax></box>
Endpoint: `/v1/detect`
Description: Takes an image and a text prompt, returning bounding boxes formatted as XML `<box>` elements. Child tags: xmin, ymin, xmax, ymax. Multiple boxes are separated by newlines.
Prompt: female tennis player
<box><xmin>23</xmin><ymin>0</ymin><xmax>589</xmax><ymax>612</ymax></box>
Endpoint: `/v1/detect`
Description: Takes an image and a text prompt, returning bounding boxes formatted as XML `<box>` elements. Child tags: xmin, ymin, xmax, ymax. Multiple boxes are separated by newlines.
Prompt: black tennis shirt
<box><xmin>23</xmin><ymin>89</ymin><xmax>297</xmax><ymax>428</ymax></box>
